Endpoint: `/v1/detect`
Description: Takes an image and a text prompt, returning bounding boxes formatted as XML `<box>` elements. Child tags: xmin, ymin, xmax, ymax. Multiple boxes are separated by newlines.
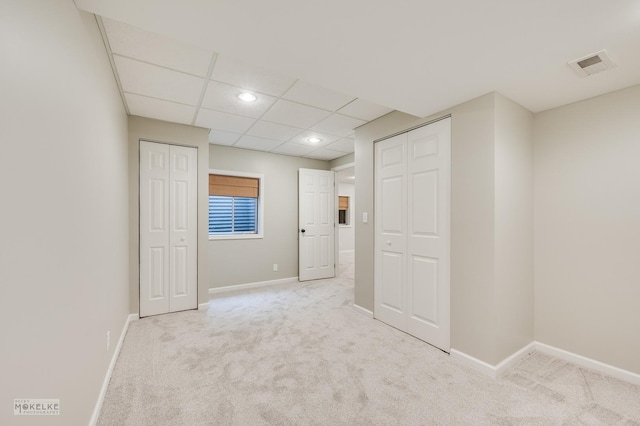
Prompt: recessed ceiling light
<box><xmin>238</xmin><ymin>92</ymin><xmax>257</xmax><ymax>102</ymax></box>
<box><xmin>307</xmin><ymin>137</ymin><xmax>321</xmax><ymax>143</ymax></box>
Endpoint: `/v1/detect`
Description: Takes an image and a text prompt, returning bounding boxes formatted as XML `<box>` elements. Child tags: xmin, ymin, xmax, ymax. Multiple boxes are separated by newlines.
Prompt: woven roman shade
<box><xmin>209</xmin><ymin>174</ymin><xmax>259</xmax><ymax>198</ymax></box>
<box><xmin>339</xmin><ymin>196</ymin><xmax>349</xmax><ymax>210</ymax></box>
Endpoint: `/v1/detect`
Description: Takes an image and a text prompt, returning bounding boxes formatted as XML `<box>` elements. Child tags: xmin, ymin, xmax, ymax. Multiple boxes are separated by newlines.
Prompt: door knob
<box><xmin>301</xmin><ymin>229</ymin><xmax>306</xmax><ymax>233</ymax></box>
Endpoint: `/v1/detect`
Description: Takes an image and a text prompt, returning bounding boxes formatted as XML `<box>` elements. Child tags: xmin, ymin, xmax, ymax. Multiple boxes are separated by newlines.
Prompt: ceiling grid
<box><xmin>99</xmin><ymin>17</ymin><xmax>391</xmax><ymax>160</ymax></box>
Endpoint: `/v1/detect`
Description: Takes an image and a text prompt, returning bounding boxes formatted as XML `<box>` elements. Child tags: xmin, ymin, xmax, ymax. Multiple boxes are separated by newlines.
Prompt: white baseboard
<box><xmin>352</xmin><ymin>304</ymin><xmax>373</xmax><ymax>318</ymax></box>
<box><xmin>495</xmin><ymin>342</ymin><xmax>537</xmax><ymax>376</ymax></box>
<box><xmin>535</xmin><ymin>342</ymin><xmax>640</xmax><ymax>386</ymax></box>
<box><xmin>208</xmin><ymin>276</ymin><xmax>298</xmax><ymax>295</ymax></box>
<box><xmin>451</xmin><ymin>341</ymin><xmax>640</xmax><ymax>386</ymax></box>
<box><xmin>450</xmin><ymin>348</ymin><xmax>501</xmax><ymax>378</ymax></box>
<box><xmin>198</xmin><ymin>302</ymin><xmax>209</xmax><ymax>311</ymax></box>
<box><xmin>451</xmin><ymin>342</ymin><xmax>536</xmax><ymax>379</ymax></box>
<box><xmin>90</xmin><ymin>313</ymin><xmax>138</xmax><ymax>425</ymax></box>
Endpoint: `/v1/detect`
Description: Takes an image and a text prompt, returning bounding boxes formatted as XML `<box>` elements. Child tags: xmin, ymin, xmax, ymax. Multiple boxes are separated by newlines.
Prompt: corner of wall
<box><xmin>533</xmin><ymin>84</ymin><xmax>640</xmax><ymax>375</ymax></box>
<box><xmin>492</xmin><ymin>94</ymin><xmax>535</xmax><ymax>362</ymax></box>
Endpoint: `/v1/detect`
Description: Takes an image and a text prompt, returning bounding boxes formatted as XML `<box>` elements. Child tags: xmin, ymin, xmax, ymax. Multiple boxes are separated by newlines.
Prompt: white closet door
<box><xmin>140</xmin><ymin>141</ymin><xmax>171</xmax><ymax>317</ymax></box>
<box><xmin>140</xmin><ymin>141</ymin><xmax>197</xmax><ymax>317</ymax></box>
<box><xmin>406</xmin><ymin>119</ymin><xmax>450</xmax><ymax>351</ymax></box>
<box><xmin>374</xmin><ymin>118</ymin><xmax>451</xmax><ymax>352</ymax></box>
<box><xmin>168</xmin><ymin>145</ymin><xmax>198</xmax><ymax>313</ymax></box>
<box><xmin>299</xmin><ymin>168</ymin><xmax>336</xmax><ymax>281</ymax></box>
<box><xmin>374</xmin><ymin>133</ymin><xmax>408</xmax><ymax>329</ymax></box>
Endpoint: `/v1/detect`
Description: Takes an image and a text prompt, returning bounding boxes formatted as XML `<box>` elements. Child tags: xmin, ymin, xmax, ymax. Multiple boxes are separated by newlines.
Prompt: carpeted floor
<box><xmin>98</xmin><ymin>252</ymin><xmax>640</xmax><ymax>425</ymax></box>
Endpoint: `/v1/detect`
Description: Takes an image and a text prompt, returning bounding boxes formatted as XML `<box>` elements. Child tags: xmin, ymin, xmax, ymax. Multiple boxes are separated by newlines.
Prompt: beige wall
<box><xmin>534</xmin><ymin>85</ymin><xmax>640</xmax><ymax>374</ymax></box>
<box><xmin>494</xmin><ymin>94</ymin><xmax>534</xmax><ymax>362</ymax></box>
<box><xmin>330</xmin><ymin>152</ymin><xmax>355</xmax><ymax>169</ymax></box>
<box><xmin>355</xmin><ymin>93</ymin><xmax>534</xmax><ymax>365</ymax></box>
<box><xmin>0</xmin><ymin>2</ymin><xmax>129</xmax><ymax>425</ymax></box>
<box><xmin>209</xmin><ymin>145</ymin><xmax>329</xmax><ymax>287</ymax></box>
<box><xmin>128</xmin><ymin>116</ymin><xmax>210</xmax><ymax>312</ymax></box>
<box><xmin>446</xmin><ymin>94</ymin><xmax>498</xmax><ymax>363</ymax></box>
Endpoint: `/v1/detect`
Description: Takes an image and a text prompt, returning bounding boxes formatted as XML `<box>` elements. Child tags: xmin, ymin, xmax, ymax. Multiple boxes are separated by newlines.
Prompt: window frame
<box><xmin>208</xmin><ymin>169</ymin><xmax>264</xmax><ymax>240</ymax></box>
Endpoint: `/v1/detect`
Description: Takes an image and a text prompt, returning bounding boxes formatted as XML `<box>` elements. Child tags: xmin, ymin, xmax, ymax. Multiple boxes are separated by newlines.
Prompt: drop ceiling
<box><xmin>100</xmin><ymin>18</ymin><xmax>392</xmax><ymax>160</ymax></box>
<box><xmin>79</xmin><ymin>0</ymin><xmax>640</xmax><ymax>159</ymax></box>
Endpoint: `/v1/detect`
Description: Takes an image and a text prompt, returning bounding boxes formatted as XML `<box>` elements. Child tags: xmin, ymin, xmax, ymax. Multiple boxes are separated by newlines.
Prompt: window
<box><xmin>209</xmin><ymin>170</ymin><xmax>264</xmax><ymax>239</ymax></box>
<box><xmin>338</xmin><ymin>196</ymin><xmax>350</xmax><ymax>225</ymax></box>
<box><xmin>209</xmin><ymin>196</ymin><xmax>256</xmax><ymax>233</ymax></box>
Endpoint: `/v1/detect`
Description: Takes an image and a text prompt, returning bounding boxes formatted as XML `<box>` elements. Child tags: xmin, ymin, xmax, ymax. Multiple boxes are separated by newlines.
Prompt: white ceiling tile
<box><xmin>271</xmin><ymin>142</ymin><xmax>316</xmax><ymax>157</ymax></box>
<box><xmin>262</xmin><ymin>100</ymin><xmax>331</xmax><ymax>129</ymax></box>
<box><xmin>337</xmin><ymin>99</ymin><xmax>394</xmax><ymax>121</ymax></box>
<box><xmin>304</xmin><ymin>148</ymin><xmax>346</xmax><ymax>161</ymax></box>
<box><xmin>246</xmin><ymin>121</ymin><xmax>302</xmax><ymax>141</ymax></box>
<box><xmin>234</xmin><ymin>135</ymin><xmax>282</xmax><ymax>152</ymax></box>
<box><xmin>200</xmin><ymin>81</ymin><xmax>277</xmax><ymax>119</ymax></box>
<box><xmin>310</xmin><ymin>113</ymin><xmax>366</xmax><ymax>137</ymax></box>
<box><xmin>114</xmin><ymin>55</ymin><xmax>204</xmax><ymax>105</ymax></box>
<box><xmin>325</xmin><ymin>137</ymin><xmax>355</xmax><ymax>153</ymax></box>
<box><xmin>208</xmin><ymin>129</ymin><xmax>241</xmax><ymax>146</ymax></box>
<box><xmin>290</xmin><ymin>131</ymin><xmax>340</xmax><ymax>147</ymax></box>
<box><xmin>85</xmin><ymin>1</ymin><xmax>640</xmax><ymax>118</ymax></box>
<box><xmin>125</xmin><ymin>93</ymin><xmax>195</xmax><ymax>125</ymax></box>
<box><xmin>282</xmin><ymin>81</ymin><xmax>356</xmax><ymax>111</ymax></box>
<box><xmin>211</xmin><ymin>55</ymin><xmax>297</xmax><ymax>97</ymax></box>
<box><xmin>195</xmin><ymin>108</ymin><xmax>255</xmax><ymax>133</ymax></box>
<box><xmin>102</xmin><ymin>18</ymin><xmax>212</xmax><ymax>77</ymax></box>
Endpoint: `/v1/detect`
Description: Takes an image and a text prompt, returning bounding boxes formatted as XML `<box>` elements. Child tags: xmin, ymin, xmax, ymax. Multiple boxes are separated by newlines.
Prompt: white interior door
<box><xmin>374</xmin><ymin>134</ymin><xmax>408</xmax><ymax>330</ymax></box>
<box><xmin>374</xmin><ymin>118</ymin><xmax>451</xmax><ymax>351</ymax></box>
<box><xmin>140</xmin><ymin>141</ymin><xmax>197</xmax><ymax>317</ymax></box>
<box><xmin>299</xmin><ymin>168</ymin><xmax>335</xmax><ymax>281</ymax></box>
<box><xmin>168</xmin><ymin>145</ymin><xmax>198</xmax><ymax>313</ymax></box>
<box><xmin>405</xmin><ymin>119</ymin><xmax>451</xmax><ymax>350</ymax></box>
<box><xmin>140</xmin><ymin>141</ymin><xmax>170</xmax><ymax>317</ymax></box>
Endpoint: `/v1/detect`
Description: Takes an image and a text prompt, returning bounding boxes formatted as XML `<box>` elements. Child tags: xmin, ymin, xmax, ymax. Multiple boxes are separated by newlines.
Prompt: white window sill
<box><xmin>209</xmin><ymin>234</ymin><xmax>263</xmax><ymax>241</ymax></box>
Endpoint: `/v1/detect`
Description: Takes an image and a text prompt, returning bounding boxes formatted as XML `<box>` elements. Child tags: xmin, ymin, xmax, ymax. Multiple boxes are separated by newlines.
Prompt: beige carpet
<box><xmin>99</xmin><ymin>253</ymin><xmax>640</xmax><ymax>425</ymax></box>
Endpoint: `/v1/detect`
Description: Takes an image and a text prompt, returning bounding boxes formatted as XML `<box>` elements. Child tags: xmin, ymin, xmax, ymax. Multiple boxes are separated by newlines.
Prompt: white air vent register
<box><xmin>568</xmin><ymin>50</ymin><xmax>616</xmax><ymax>77</ymax></box>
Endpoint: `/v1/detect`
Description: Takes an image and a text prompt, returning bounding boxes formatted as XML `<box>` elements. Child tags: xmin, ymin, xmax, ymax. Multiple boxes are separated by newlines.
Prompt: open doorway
<box><xmin>333</xmin><ymin>163</ymin><xmax>355</xmax><ymax>278</ymax></box>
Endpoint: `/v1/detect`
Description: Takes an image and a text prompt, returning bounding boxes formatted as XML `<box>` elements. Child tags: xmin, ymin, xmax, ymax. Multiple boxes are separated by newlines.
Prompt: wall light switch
<box><xmin>363</xmin><ymin>212</ymin><xmax>368</xmax><ymax>223</ymax></box>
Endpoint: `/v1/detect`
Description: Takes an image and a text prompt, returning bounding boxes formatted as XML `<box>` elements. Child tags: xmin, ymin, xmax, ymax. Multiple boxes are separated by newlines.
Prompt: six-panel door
<box><xmin>299</xmin><ymin>168</ymin><xmax>336</xmax><ymax>281</ymax></box>
<box><xmin>140</xmin><ymin>141</ymin><xmax>197</xmax><ymax>317</ymax></box>
<box><xmin>374</xmin><ymin>118</ymin><xmax>451</xmax><ymax>351</ymax></box>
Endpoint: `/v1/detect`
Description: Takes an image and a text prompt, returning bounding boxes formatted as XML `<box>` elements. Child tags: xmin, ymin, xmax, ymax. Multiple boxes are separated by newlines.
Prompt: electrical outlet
<box><xmin>106</xmin><ymin>331</ymin><xmax>110</xmax><ymax>352</ymax></box>
<box><xmin>273</xmin><ymin>263</ymin><xmax>278</xmax><ymax>272</ymax></box>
